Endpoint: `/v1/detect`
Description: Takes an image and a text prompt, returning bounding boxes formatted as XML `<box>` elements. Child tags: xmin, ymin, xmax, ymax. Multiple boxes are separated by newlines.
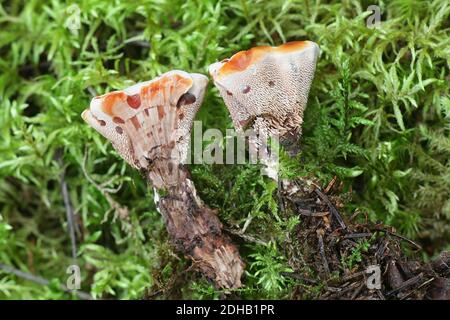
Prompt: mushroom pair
<box><xmin>81</xmin><ymin>41</ymin><xmax>319</xmax><ymax>289</ymax></box>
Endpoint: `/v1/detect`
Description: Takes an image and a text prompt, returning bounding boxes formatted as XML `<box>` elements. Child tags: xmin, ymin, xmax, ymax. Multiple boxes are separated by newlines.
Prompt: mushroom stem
<box><xmin>151</xmin><ymin>162</ymin><xmax>243</xmax><ymax>289</ymax></box>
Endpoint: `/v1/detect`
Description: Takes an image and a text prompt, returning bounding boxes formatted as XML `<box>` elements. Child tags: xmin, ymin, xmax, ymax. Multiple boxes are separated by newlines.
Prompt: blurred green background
<box><xmin>0</xmin><ymin>0</ymin><xmax>449</xmax><ymax>299</ymax></box>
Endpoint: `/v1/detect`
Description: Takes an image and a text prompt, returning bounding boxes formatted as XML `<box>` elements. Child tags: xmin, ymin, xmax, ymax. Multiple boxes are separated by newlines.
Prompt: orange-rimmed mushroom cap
<box><xmin>82</xmin><ymin>70</ymin><xmax>208</xmax><ymax>171</ymax></box>
<box><xmin>209</xmin><ymin>41</ymin><xmax>319</xmax><ymax>140</ymax></box>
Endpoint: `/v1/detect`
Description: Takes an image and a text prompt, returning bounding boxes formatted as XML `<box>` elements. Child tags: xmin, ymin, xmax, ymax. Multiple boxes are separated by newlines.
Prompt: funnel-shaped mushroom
<box><xmin>82</xmin><ymin>70</ymin><xmax>244</xmax><ymax>289</ymax></box>
<box><xmin>209</xmin><ymin>41</ymin><xmax>319</xmax><ymax>154</ymax></box>
<box><xmin>82</xmin><ymin>71</ymin><xmax>206</xmax><ymax>185</ymax></box>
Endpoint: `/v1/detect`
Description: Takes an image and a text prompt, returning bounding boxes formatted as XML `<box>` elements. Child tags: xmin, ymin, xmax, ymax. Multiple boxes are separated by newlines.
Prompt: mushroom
<box><xmin>82</xmin><ymin>70</ymin><xmax>244</xmax><ymax>289</ymax></box>
<box><xmin>209</xmin><ymin>41</ymin><xmax>319</xmax><ymax>157</ymax></box>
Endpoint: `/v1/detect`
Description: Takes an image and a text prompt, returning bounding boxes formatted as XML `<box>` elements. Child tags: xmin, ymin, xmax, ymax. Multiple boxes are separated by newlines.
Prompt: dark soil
<box><xmin>281</xmin><ymin>177</ymin><xmax>450</xmax><ymax>300</ymax></box>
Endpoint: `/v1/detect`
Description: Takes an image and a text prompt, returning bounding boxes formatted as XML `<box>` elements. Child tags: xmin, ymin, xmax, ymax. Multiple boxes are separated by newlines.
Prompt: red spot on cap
<box><xmin>127</xmin><ymin>94</ymin><xmax>141</xmax><ymax>109</ymax></box>
<box><xmin>113</xmin><ymin>117</ymin><xmax>125</xmax><ymax>124</ymax></box>
<box><xmin>176</xmin><ymin>92</ymin><xmax>196</xmax><ymax>108</ymax></box>
<box><xmin>242</xmin><ymin>85</ymin><xmax>251</xmax><ymax>94</ymax></box>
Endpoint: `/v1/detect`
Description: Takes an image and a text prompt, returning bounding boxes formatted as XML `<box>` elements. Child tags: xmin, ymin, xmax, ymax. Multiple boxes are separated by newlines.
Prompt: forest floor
<box><xmin>277</xmin><ymin>176</ymin><xmax>450</xmax><ymax>300</ymax></box>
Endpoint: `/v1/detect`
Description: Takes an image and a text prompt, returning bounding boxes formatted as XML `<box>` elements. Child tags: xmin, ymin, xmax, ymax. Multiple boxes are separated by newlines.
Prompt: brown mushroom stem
<box><xmin>150</xmin><ymin>162</ymin><xmax>243</xmax><ymax>289</ymax></box>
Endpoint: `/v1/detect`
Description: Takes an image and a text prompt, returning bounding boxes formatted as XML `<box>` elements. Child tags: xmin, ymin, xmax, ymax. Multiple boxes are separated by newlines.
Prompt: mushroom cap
<box><xmin>209</xmin><ymin>41</ymin><xmax>319</xmax><ymax>142</ymax></box>
<box><xmin>82</xmin><ymin>70</ymin><xmax>208</xmax><ymax>170</ymax></box>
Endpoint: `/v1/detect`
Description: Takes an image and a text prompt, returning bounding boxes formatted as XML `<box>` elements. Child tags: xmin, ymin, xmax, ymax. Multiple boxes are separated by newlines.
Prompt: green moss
<box><xmin>0</xmin><ymin>0</ymin><xmax>449</xmax><ymax>299</ymax></box>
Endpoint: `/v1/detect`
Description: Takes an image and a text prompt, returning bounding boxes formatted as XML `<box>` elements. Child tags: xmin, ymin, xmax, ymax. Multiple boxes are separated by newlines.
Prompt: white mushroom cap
<box><xmin>209</xmin><ymin>41</ymin><xmax>319</xmax><ymax>142</ymax></box>
<box><xmin>82</xmin><ymin>71</ymin><xmax>208</xmax><ymax>171</ymax></box>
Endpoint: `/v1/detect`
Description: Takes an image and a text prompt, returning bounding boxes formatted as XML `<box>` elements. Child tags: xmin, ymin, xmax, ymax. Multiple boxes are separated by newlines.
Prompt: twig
<box><xmin>376</xmin><ymin>289</ymin><xmax>386</xmax><ymax>300</ymax></box>
<box><xmin>417</xmin><ymin>277</ymin><xmax>435</xmax><ymax>290</ymax></box>
<box><xmin>350</xmin><ymin>282</ymin><xmax>365</xmax><ymax>300</ymax></box>
<box><xmin>324</xmin><ymin>176</ymin><xmax>337</xmax><ymax>194</ymax></box>
<box><xmin>314</xmin><ymin>188</ymin><xmax>347</xmax><ymax>230</ymax></box>
<box><xmin>399</xmin><ymin>277</ymin><xmax>435</xmax><ymax>300</ymax></box>
<box><xmin>56</xmin><ymin>150</ymin><xmax>77</xmax><ymax>260</ymax></box>
<box><xmin>326</xmin><ymin>281</ymin><xmax>360</xmax><ymax>298</ymax></box>
<box><xmin>386</xmin><ymin>273</ymin><xmax>424</xmax><ymax>297</ymax></box>
<box><xmin>317</xmin><ymin>230</ymin><xmax>330</xmax><ymax>278</ymax></box>
<box><xmin>344</xmin><ymin>233</ymin><xmax>372</xmax><ymax>239</ymax></box>
<box><xmin>0</xmin><ymin>263</ymin><xmax>93</xmax><ymax>300</ymax></box>
<box><xmin>280</xmin><ymin>272</ymin><xmax>318</xmax><ymax>284</ymax></box>
<box><xmin>340</xmin><ymin>270</ymin><xmax>365</xmax><ymax>283</ymax></box>
<box><xmin>240</xmin><ymin>212</ymin><xmax>253</xmax><ymax>234</ymax></box>
<box><xmin>375</xmin><ymin>228</ymin><xmax>422</xmax><ymax>250</ymax></box>
<box><xmin>298</xmin><ymin>209</ymin><xmax>329</xmax><ymax>217</ymax></box>
<box><xmin>225</xmin><ymin>227</ymin><xmax>268</xmax><ymax>246</ymax></box>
